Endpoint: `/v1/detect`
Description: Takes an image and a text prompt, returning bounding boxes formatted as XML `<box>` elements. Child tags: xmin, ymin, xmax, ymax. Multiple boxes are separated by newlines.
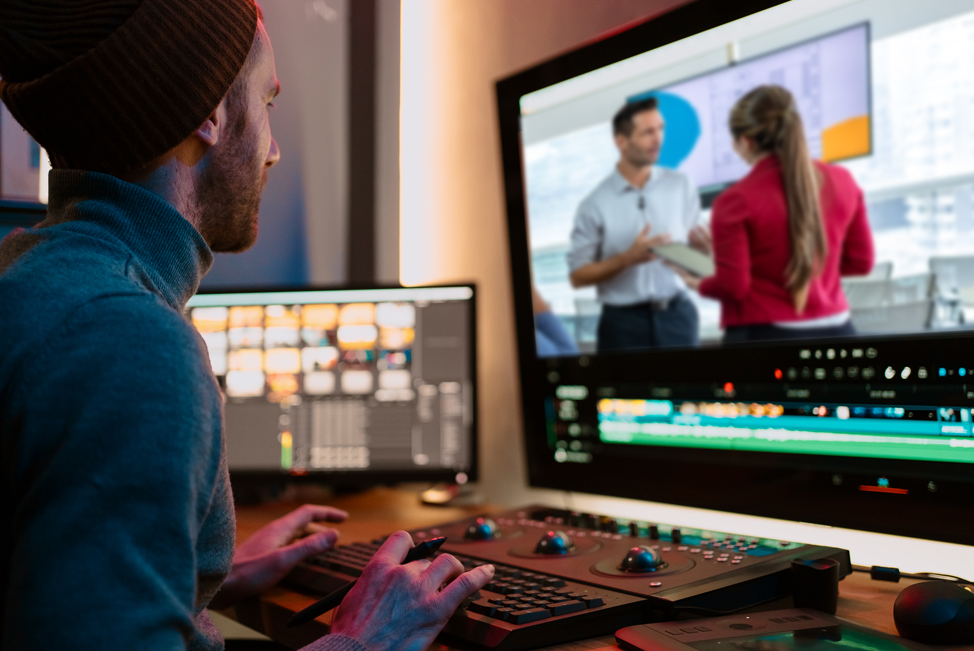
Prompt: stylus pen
<box><xmin>287</xmin><ymin>536</ymin><xmax>448</xmax><ymax>628</ymax></box>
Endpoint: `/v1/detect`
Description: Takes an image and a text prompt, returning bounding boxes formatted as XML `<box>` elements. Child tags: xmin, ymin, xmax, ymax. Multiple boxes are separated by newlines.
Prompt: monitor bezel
<box><xmin>190</xmin><ymin>282</ymin><xmax>479</xmax><ymax>487</ymax></box>
<box><xmin>496</xmin><ymin>0</ymin><xmax>974</xmax><ymax>544</ymax></box>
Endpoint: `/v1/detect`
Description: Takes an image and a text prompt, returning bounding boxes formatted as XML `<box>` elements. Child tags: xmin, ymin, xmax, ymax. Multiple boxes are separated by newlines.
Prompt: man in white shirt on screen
<box><xmin>567</xmin><ymin>97</ymin><xmax>708</xmax><ymax>352</ymax></box>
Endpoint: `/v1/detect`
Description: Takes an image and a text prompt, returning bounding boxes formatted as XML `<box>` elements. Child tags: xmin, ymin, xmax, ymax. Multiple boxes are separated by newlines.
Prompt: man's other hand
<box><xmin>211</xmin><ymin>504</ymin><xmax>348</xmax><ymax>608</ymax></box>
<box><xmin>625</xmin><ymin>225</ymin><xmax>671</xmax><ymax>267</ymax></box>
<box><xmin>689</xmin><ymin>224</ymin><xmax>713</xmax><ymax>256</ymax></box>
<box><xmin>330</xmin><ymin>530</ymin><xmax>495</xmax><ymax>651</ymax></box>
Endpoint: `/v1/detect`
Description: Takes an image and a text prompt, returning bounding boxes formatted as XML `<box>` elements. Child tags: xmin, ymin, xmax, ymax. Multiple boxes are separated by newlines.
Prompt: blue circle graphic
<box><xmin>632</xmin><ymin>91</ymin><xmax>701</xmax><ymax>169</ymax></box>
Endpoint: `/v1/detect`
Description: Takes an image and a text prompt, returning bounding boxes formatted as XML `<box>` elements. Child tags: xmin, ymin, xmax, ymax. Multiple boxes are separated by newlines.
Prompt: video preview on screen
<box><xmin>185</xmin><ymin>287</ymin><xmax>475</xmax><ymax>474</ymax></box>
<box><xmin>523</xmin><ymin>0</ymin><xmax>974</xmax><ymax>357</ymax></box>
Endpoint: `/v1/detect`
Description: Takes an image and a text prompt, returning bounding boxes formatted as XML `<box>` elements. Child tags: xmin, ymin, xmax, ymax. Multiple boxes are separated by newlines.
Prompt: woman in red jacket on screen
<box><xmin>675</xmin><ymin>85</ymin><xmax>874</xmax><ymax>343</ymax></box>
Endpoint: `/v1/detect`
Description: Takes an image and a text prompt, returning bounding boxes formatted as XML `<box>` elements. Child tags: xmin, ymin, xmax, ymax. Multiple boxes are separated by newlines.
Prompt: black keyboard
<box><xmin>287</xmin><ymin>539</ymin><xmax>647</xmax><ymax>650</ymax></box>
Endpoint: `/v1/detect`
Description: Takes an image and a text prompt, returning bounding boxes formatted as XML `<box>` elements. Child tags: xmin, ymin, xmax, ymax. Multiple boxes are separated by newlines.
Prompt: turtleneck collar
<box><xmin>42</xmin><ymin>170</ymin><xmax>213</xmax><ymax>311</ymax></box>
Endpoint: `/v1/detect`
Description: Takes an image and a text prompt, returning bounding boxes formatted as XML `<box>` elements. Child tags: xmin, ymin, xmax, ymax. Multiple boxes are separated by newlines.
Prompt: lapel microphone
<box><xmin>637</xmin><ymin>196</ymin><xmax>645</xmax><ymax>210</ymax></box>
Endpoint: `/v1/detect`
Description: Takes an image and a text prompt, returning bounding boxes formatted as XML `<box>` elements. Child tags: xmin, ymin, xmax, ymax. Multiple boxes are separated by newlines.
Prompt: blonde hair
<box><xmin>729</xmin><ymin>85</ymin><xmax>826</xmax><ymax>313</ymax></box>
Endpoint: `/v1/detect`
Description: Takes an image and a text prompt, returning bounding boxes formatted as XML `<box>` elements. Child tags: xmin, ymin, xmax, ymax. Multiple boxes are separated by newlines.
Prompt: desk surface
<box><xmin>231</xmin><ymin>486</ymin><xmax>926</xmax><ymax>651</ymax></box>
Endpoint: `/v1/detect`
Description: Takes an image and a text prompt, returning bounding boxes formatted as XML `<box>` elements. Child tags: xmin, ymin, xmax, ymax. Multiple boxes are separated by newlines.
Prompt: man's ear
<box><xmin>195</xmin><ymin>99</ymin><xmax>228</xmax><ymax>147</ymax></box>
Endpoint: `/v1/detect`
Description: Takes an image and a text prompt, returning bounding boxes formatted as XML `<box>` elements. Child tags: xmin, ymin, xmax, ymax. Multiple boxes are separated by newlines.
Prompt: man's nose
<box><xmin>266</xmin><ymin>137</ymin><xmax>281</xmax><ymax>168</ymax></box>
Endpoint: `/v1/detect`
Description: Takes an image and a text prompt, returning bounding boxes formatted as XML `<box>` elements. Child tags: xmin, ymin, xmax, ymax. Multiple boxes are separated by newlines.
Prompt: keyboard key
<box><xmin>543</xmin><ymin>578</ymin><xmax>567</xmax><ymax>588</ymax></box>
<box><xmin>581</xmin><ymin>596</ymin><xmax>605</xmax><ymax>608</ymax></box>
<box><xmin>548</xmin><ymin>600</ymin><xmax>586</xmax><ymax>616</ymax></box>
<box><xmin>695</xmin><ymin>626</ymin><xmax>712</xmax><ymax>632</ymax></box>
<box><xmin>495</xmin><ymin>607</ymin><xmax>514</xmax><ymax>621</ymax></box>
<box><xmin>508</xmin><ymin>608</ymin><xmax>552</xmax><ymax>625</ymax></box>
<box><xmin>467</xmin><ymin>600</ymin><xmax>497</xmax><ymax>617</ymax></box>
<box><xmin>680</xmin><ymin>628</ymin><xmax>698</xmax><ymax>634</ymax></box>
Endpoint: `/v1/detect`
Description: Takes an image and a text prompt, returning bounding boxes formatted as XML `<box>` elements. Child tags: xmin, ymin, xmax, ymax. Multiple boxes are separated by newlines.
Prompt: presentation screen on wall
<box><xmin>637</xmin><ymin>24</ymin><xmax>870</xmax><ymax>194</ymax></box>
<box><xmin>521</xmin><ymin>1</ymin><xmax>974</xmax><ymax>357</ymax></box>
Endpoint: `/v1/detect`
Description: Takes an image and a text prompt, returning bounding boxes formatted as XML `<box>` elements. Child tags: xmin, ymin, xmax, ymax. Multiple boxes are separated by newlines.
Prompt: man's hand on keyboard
<box><xmin>210</xmin><ymin>504</ymin><xmax>348</xmax><ymax>608</ymax></box>
<box><xmin>330</xmin><ymin>530</ymin><xmax>495</xmax><ymax>651</ymax></box>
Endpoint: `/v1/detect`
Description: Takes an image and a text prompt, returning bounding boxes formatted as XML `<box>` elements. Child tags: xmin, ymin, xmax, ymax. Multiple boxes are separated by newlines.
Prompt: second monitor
<box><xmin>185</xmin><ymin>284</ymin><xmax>477</xmax><ymax>485</ymax></box>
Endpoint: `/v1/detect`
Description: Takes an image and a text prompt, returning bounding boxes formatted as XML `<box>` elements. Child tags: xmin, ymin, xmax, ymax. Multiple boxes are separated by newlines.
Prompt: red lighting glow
<box><xmin>859</xmin><ymin>485</ymin><xmax>909</xmax><ymax>495</ymax></box>
<box><xmin>723</xmin><ymin>382</ymin><xmax>734</xmax><ymax>393</ymax></box>
<box><xmin>774</xmin><ymin>369</ymin><xmax>783</xmax><ymax>380</ymax></box>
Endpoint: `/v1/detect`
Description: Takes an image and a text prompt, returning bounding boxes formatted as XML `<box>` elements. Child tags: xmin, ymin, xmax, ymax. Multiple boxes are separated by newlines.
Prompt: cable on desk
<box><xmin>852</xmin><ymin>564</ymin><xmax>974</xmax><ymax>585</ymax></box>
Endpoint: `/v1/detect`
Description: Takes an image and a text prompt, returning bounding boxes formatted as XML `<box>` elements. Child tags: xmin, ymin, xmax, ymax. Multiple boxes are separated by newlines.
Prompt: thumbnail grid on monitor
<box><xmin>185</xmin><ymin>286</ymin><xmax>475</xmax><ymax>477</ymax></box>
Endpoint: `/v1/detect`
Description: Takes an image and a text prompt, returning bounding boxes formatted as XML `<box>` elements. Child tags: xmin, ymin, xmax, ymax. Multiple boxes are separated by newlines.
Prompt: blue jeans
<box><xmin>597</xmin><ymin>294</ymin><xmax>699</xmax><ymax>353</ymax></box>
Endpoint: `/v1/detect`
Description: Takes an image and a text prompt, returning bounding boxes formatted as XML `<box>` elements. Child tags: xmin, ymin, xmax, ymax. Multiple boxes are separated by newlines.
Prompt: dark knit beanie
<box><xmin>0</xmin><ymin>0</ymin><xmax>259</xmax><ymax>175</ymax></box>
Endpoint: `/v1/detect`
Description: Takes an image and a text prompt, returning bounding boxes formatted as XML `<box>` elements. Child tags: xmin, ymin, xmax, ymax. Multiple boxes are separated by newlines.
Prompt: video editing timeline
<box><xmin>185</xmin><ymin>287</ymin><xmax>475</xmax><ymax>475</ymax></box>
<box><xmin>545</xmin><ymin>342</ymin><xmax>974</xmax><ymax>470</ymax></box>
<box><xmin>286</xmin><ymin>508</ymin><xmax>850</xmax><ymax>650</ymax></box>
<box><xmin>598</xmin><ymin>398</ymin><xmax>974</xmax><ymax>464</ymax></box>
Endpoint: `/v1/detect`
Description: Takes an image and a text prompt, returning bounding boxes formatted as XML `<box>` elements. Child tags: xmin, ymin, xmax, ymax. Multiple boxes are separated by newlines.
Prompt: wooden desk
<box><xmin>229</xmin><ymin>486</ymin><xmax>926</xmax><ymax>651</ymax></box>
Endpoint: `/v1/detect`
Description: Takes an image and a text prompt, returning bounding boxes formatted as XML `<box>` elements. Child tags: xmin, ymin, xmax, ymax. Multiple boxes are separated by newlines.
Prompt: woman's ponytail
<box><xmin>729</xmin><ymin>85</ymin><xmax>826</xmax><ymax>313</ymax></box>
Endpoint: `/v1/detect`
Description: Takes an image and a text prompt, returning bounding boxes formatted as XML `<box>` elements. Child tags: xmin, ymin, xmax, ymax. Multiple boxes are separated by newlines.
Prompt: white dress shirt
<box><xmin>567</xmin><ymin>166</ymin><xmax>702</xmax><ymax>306</ymax></box>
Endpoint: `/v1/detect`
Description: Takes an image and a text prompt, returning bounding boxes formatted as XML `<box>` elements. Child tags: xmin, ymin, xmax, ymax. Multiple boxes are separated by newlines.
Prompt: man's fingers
<box><xmin>276</xmin><ymin>504</ymin><xmax>348</xmax><ymax>535</ymax></box>
<box><xmin>422</xmin><ymin>553</ymin><xmax>465</xmax><ymax>589</ymax></box>
<box><xmin>274</xmin><ymin>528</ymin><xmax>339</xmax><ymax>571</ymax></box>
<box><xmin>412</xmin><ymin>558</ymin><xmax>434</xmax><ymax>572</ymax></box>
<box><xmin>438</xmin><ymin>565</ymin><xmax>494</xmax><ymax>606</ymax></box>
<box><xmin>297</xmin><ymin>504</ymin><xmax>349</xmax><ymax>524</ymax></box>
<box><xmin>370</xmin><ymin>530</ymin><xmax>414</xmax><ymax>566</ymax></box>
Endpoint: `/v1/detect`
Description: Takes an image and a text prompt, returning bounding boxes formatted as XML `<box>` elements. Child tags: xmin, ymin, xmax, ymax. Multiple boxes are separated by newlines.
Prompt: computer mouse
<box><xmin>893</xmin><ymin>580</ymin><xmax>974</xmax><ymax>645</ymax></box>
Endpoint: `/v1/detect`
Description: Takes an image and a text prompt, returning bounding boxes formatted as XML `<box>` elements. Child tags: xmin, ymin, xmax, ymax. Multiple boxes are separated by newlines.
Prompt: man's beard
<box><xmin>195</xmin><ymin>116</ymin><xmax>265</xmax><ymax>253</ymax></box>
<box><xmin>626</xmin><ymin>144</ymin><xmax>658</xmax><ymax>168</ymax></box>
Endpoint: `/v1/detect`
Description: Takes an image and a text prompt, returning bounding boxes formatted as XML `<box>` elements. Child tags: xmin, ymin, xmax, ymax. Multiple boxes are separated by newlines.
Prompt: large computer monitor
<box><xmin>184</xmin><ymin>284</ymin><xmax>477</xmax><ymax>485</ymax></box>
<box><xmin>498</xmin><ymin>0</ymin><xmax>974</xmax><ymax>545</ymax></box>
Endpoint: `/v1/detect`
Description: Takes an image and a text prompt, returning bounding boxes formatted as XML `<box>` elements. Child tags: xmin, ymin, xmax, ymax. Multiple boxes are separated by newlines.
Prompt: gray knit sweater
<box><xmin>0</xmin><ymin>171</ymin><xmax>366</xmax><ymax>651</ymax></box>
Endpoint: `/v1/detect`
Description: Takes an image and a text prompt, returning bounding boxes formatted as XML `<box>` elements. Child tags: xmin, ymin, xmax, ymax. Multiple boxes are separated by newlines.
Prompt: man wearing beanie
<box><xmin>0</xmin><ymin>1</ymin><xmax>493</xmax><ymax>650</ymax></box>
